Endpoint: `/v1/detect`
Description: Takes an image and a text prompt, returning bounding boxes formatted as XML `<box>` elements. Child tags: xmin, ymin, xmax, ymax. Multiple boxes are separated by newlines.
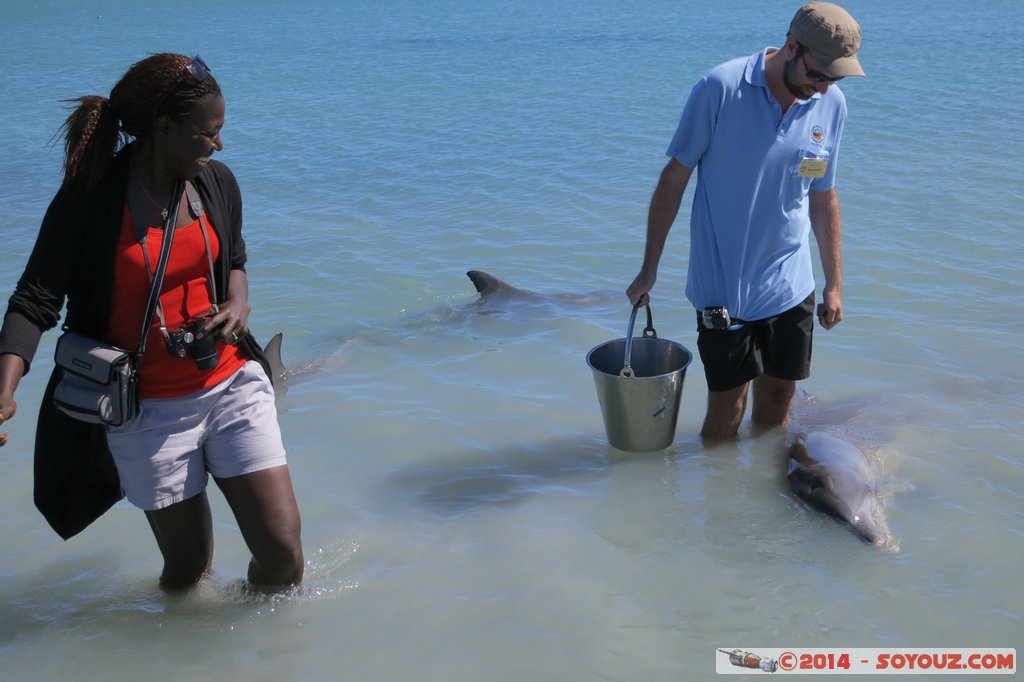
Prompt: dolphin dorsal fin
<box><xmin>466</xmin><ymin>270</ymin><xmax>509</xmax><ymax>296</ymax></box>
<box><xmin>263</xmin><ymin>332</ymin><xmax>287</xmax><ymax>391</ymax></box>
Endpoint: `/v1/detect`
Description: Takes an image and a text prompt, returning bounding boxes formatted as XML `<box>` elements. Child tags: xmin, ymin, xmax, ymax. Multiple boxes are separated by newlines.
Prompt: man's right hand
<box><xmin>626</xmin><ymin>269</ymin><xmax>657</xmax><ymax>307</ymax></box>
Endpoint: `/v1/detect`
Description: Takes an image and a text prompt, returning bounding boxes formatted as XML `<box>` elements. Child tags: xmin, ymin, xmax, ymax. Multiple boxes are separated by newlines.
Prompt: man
<box><xmin>626</xmin><ymin>3</ymin><xmax>865</xmax><ymax>442</ymax></box>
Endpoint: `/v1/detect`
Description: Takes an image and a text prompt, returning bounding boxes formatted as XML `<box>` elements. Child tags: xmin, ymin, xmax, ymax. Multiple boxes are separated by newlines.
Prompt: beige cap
<box><xmin>789</xmin><ymin>2</ymin><xmax>865</xmax><ymax>78</ymax></box>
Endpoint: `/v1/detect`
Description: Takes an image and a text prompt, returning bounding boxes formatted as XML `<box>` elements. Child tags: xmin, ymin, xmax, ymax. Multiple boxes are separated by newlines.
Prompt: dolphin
<box><xmin>258</xmin><ymin>273</ymin><xmax>514</xmax><ymax>395</ymax></box>
<box><xmin>262</xmin><ymin>332</ymin><xmax>287</xmax><ymax>392</ymax></box>
<box><xmin>466</xmin><ymin>270</ymin><xmax>616</xmax><ymax>307</ymax></box>
<box><xmin>261</xmin><ymin>271</ymin><xmax>614</xmax><ymax>395</ymax></box>
<box><xmin>466</xmin><ymin>270</ymin><xmax>519</xmax><ymax>298</ymax></box>
<box><xmin>787</xmin><ymin>431</ymin><xmax>891</xmax><ymax>547</ymax></box>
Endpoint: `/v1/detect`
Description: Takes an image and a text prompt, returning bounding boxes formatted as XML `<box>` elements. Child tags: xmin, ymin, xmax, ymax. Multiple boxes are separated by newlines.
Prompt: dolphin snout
<box><xmin>851</xmin><ymin>516</ymin><xmax>886</xmax><ymax>545</ymax></box>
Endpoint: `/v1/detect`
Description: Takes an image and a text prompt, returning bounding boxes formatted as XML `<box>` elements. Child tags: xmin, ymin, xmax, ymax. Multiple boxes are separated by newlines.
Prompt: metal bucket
<box><xmin>586</xmin><ymin>305</ymin><xmax>693</xmax><ymax>452</ymax></box>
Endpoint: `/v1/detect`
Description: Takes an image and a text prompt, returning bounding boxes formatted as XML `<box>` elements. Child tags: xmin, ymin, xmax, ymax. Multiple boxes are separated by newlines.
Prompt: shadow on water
<box><xmin>384</xmin><ymin>437</ymin><xmax>616</xmax><ymax>518</ymax></box>
<box><xmin>381</xmin><ymin>434</ymin><xmax>705</xmax><ymax>520</ymax></box>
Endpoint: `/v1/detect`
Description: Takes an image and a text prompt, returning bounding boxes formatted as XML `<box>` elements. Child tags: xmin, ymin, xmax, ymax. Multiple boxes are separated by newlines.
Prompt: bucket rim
<box><xmin>585</xmin><ymin>335</ymin><xmax>692</xmax><ymax>357</ymax></box>
<box><xmin>585</xmin><ymin>336</ymin><xmax>693</xmax><ymax>376</ymax></box>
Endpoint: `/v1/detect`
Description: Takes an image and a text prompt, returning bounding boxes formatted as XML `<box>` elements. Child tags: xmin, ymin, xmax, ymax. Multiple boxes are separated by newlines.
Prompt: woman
<box><xmin>0</xmin><ymin>54</ymin><xmax>303</xmax><ymax>589</ymax></box>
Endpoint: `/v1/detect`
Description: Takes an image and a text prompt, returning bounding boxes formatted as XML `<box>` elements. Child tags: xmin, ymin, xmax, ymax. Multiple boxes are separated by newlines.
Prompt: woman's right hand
<box><xmin>0</xmin><ymin>355</ymin><xmax>27</xmax><ymax>446</ymax></box>
<box><xmin>0</xmin><ymin>394</ymin><xmax>15</xmax><ymax>447</ymax></box>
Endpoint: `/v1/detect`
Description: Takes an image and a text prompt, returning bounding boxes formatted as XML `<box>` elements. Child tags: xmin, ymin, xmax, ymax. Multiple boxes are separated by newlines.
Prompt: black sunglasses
<box><xmin>154</xmin><ymin>55</ymin><xmax>214</xmax><ymax>117</ymax></box>
<box><xmin>797</xmin><ymin>46</ymin><xmax>843</xmax><ymax>84</ymax></box>
<box><xmin>184</xmin><ymin>55</ymin><xmax>212</xmax><ymax>81</ymax></box>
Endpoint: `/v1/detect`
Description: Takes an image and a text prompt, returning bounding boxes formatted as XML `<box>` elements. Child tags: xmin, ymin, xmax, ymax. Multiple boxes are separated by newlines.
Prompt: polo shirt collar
<box><xmin>745</xmin><ymin>47</ymin><xmax>822</xmax><ymax>102</ymax></box>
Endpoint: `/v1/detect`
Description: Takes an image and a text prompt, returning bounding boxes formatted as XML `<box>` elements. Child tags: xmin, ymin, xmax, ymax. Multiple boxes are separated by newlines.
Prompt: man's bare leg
<box><xmin>701</xmin><ymin>382</ymin><xmax>750</xmax><ymax>444</ymax></box>
<box><xmin>751</xmin><ymin>374</ymin><xmax>797</xmax><ymax>431</ymax></box>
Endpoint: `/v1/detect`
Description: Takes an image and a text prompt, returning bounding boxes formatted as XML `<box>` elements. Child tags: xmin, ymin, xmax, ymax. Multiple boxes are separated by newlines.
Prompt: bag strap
<box><xmin>136</xmin><ymin>179</ymin><xmax>185</xmax><ymax>359</ymax></box>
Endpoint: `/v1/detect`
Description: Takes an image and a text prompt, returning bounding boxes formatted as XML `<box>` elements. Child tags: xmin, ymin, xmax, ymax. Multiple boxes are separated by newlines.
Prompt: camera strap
<box><xmin>139</xmin><ymin>181</ymin><xmax>219</xmax><ymax>347</ymax></box>
<box><xmin>136</xmin><ymin>179</ymin><xmax>185</xmax><ymax>360</ymax></box>
<box><xmin>184</xmin><ymin>180</ymin><xmax>220</xmax><ymax>316</ymax></box>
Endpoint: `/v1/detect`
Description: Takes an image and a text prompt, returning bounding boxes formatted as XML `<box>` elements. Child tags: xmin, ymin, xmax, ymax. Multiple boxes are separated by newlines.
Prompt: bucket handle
<box><xmin>620</xmin><ymin>304</ymin><xmax>658</xmax><ymax>377</ymax></box>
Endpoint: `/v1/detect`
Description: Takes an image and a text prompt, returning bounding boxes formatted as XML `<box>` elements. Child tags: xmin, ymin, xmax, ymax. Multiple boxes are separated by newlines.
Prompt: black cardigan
<box><xmin>0</xmin><ymin>146</ymin><xmax>271</xmax><ymax>539</ymax></box>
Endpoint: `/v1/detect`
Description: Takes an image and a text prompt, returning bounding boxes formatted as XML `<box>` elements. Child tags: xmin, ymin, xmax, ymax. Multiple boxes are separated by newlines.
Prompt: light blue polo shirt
<box><xmin>667</xmin><ymin>48</ymin><xmax>847</xmax><ymax>321</ymax></box>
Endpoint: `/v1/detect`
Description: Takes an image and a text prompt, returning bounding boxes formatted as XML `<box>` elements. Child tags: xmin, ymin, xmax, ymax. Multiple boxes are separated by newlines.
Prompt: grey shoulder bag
<box><xmin>52</xmin><ymin>180</ymin><xmax>185</xmax><ymax>426</ymax></box>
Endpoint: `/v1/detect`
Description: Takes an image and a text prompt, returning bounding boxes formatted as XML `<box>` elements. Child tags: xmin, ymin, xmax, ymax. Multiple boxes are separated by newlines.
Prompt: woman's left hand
<box><xmin>200</xmin><ymin>269</ymin><xmax>251</xmax><ymax>344</ymax></box>
<box><xmin>199</xmin><ymin>299</ymin><xmax>251</xmax><ymax>345</ymax></box>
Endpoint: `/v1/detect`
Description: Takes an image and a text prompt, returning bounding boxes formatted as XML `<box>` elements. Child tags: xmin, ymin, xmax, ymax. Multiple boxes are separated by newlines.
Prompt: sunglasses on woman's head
<box><xmin>185</xmin><ymin>55</ymin><xmax>212</xmax><ymax>81</ymax></box>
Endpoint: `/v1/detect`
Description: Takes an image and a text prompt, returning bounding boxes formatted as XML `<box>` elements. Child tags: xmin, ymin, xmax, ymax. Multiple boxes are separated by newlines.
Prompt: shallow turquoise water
<box><xmin>1</xmin><ymin>1</ymin><xmax>1021</xmax><ymax>679</ymax></box>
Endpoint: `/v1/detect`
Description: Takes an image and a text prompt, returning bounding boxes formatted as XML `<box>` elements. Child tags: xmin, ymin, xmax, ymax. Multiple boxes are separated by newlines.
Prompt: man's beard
<box><xmin>783</xmin><ymin>57</ymin><xmax>818</xmax><ymax>101</ymax></box>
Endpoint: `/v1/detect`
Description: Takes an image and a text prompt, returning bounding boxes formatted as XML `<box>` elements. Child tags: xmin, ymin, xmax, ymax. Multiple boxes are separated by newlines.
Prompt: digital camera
<box><xmin>165</xmin><ymin>318</ymin><xmax>219</xmax><ymax>370</ymax></box>
<box><xmin>702</xmin><ymin>306</ymin><xmax>732</xmax><ymax>331</ymax></box>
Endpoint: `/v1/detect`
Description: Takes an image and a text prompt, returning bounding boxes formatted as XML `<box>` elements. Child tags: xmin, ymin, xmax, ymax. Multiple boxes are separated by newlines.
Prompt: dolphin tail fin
<box><xmin>263</xmin><ymin>332</ymin><xmax>287</xmax><ymax>391</ymax></box>
<box><xmin>466</xmin><ymin>270</ymin><xmax>507</xmax><ymax>296</ymax></box>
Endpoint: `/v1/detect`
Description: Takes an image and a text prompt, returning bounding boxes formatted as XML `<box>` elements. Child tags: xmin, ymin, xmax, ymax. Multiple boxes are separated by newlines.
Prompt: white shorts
<box><xmin>105</xmin><ymin>361</ymin><xmax>288</xmax><ymax>511</ymax></box>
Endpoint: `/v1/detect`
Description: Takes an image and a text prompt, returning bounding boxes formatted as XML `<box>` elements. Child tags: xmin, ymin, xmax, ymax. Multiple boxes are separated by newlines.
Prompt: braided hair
<box><xmin>58</xmin><ymin>53</ymin><xmax>221</xmax><ymax>190</ymax></box>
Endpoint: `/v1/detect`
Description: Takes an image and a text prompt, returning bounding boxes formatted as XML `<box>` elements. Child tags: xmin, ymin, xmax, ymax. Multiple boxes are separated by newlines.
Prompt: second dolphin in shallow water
<box><xmin>264</xmin><ymin>270</ymin><xmax>616</xmax><ymax>394</ymax></box>
<box><xmin>787</xmin><ymin>431</ymin><xmax>892</xmax><ymax>547</ymax></box>
<box><xmin>466</xmin><ymin>270</ymin><xmax>617</xmax><ymax>307</ymax></box>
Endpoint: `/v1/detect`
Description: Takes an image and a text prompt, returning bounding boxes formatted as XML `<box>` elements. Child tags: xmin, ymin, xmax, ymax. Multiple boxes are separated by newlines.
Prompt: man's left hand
<box><xmin>817</xmin><ymin>289</ymin><xmax>843</xmax><ymax>330</ymax></box>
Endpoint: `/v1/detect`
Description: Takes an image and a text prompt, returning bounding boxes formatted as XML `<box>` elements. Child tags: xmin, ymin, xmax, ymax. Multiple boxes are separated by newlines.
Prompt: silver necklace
<box><xmin>133</xmin><ymin>166</ymin><xmax>169</xmax><ymax>221</ymax></box>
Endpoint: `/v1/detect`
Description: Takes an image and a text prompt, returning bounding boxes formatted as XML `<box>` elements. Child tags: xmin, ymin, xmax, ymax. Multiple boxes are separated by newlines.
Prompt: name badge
<box><xmin>797</xmin><ymin>158</ymin><xmax>829</xmax><ymax>178</ymax></box>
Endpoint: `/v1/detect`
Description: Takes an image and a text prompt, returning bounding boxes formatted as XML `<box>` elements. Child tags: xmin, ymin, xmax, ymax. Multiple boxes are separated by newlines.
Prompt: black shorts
<box><xmin>696</xmin><ymin>294</ymin><xmax>814</xmax><ymax>392</ymax></box>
